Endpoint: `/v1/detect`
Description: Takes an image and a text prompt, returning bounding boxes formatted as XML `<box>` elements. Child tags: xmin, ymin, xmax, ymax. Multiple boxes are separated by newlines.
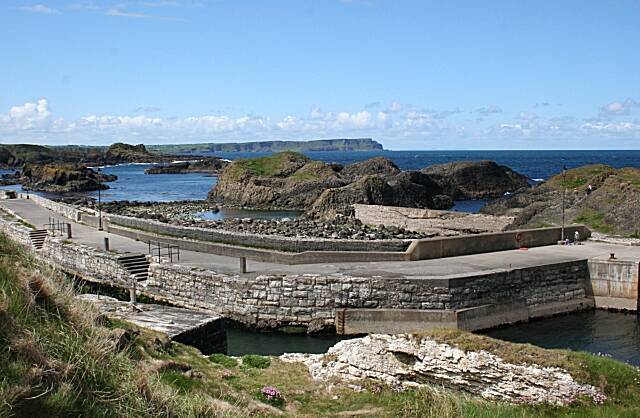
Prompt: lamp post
<box><xmin>97</xmin><ymin>167</ymin><xmax>103</xmax><ymax>231</ymax></box>
<box><xmin>561</xmin><ymin>164</ymin><xmax>567</xmax><ymax>242</ymax></box>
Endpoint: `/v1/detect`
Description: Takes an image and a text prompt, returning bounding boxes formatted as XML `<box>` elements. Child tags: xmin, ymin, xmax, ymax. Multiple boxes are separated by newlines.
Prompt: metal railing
<box><xmin>148</xmin><ymin>240</ymin><xmax>180</xmax><ymax>262</ymax></box>
<box><xmin>43</xmin><ymin>217</ymin><xmax>70</xmax><ymax>237</ymax></box>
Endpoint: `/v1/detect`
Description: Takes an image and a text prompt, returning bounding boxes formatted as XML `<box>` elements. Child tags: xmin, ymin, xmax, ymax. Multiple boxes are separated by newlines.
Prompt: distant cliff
<box><xmin>149</xmin><ymin>138</ymin><xmax>384</xmax><ymax>154</ymax></box>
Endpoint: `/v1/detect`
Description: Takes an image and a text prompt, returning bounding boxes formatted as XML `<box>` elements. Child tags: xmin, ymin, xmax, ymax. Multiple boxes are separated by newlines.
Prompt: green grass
<box><xmin>17</xmin><ymin>219</ymin><xmax>35</xmax><ymax>229</ymax></box>
<box><xmin>289</xmin><ymin>171</ymin><xmax>320</xmax><ymax>181</ymax></box>
<box><xmin>241</xmin><ymin>354</ymin><xmax>271</xmax><ymax>369</ymax></box>
<box><xmin>232</xmin><ymin>151</ymin><xmax>309</xmax><ymax>177</ymax></box>
<box><xmin>209</xmin><ymin>353</ymin><xmax>238</xmax><ymax>367</ymax></box>
<box><xmin>574</xmin><ymin>209</ymin><xmax>615</xmax><ymax>234</ymax></box>
<box><xmin>547</xmin><ymin>164</ymin><xmax>615</xmax><ymax>190</ymax></box>
<box><xmin>159</xmin><ymin>370</ymin><xmax>202</xmax><ymax>394</ymax></box>
<box><xmin>615</xmin><ymin>168</ymin><xmax>640</xmax><ymax>188</ymax></box>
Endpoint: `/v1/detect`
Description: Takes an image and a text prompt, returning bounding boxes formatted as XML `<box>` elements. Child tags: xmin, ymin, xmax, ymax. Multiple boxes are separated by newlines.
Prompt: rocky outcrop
<box><xmin>311</xmin><ymin>172</ymin><xmax>450</xmax><ymax>217</ymax></box>
<box><xmin>422</xmin><ymin>160</ymin><xmax>530</xmax><ymax>199</ymax></box>
<box><xmin>19</xmin><ymin>164</ymin><xmax>116</xmax><ymax>193</ymax></box>
<box><xmin>208</xmin><ymin>152</ymin><xmax>348</xmax><ymax>210</ymax></box>
<box><xmin>481</xmin><ymin>164</ymin><xmax>640</xmax><ymax>236</ymax></box>
<box><xmin>144</xmin><ymin>158</ymin><xmax>228</xmax><ymax>175</ymax></box>
<box><xmin>103</xmin><ymin>143</ymin><xmax>155</xmax><ymax>164</ymax></box>
<box><xmin>209</xmin><ymin>152</ymin><xmax>452</xmax><ymax>214</ymax></box>
<box><xmin>340</xmin><ymin>157</ymin><xmax>401</xmax><ymax>180</ymax></box>
<box><xmin>282</xmin><ymin>334</ymin><xmax>605</xmax><ymax>406</ymax></box>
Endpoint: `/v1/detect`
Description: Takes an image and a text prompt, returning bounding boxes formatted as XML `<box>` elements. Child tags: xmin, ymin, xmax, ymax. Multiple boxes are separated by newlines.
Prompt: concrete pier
<box><xmin>78</xmin><ymin>294</ymin><xmax>227</xmax><ymax>354</ymax></box>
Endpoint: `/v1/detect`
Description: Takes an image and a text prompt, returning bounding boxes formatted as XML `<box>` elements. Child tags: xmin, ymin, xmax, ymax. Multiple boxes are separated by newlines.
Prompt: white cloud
<box><xmin>2</xmin><ymin>98</ymin><xmax>639</xmax><ymax>146</ymax></box>
<box><xmin>581</xmin><ymin>121</ymin><xmax>640</xmax><ymax>133</ymax></box>
<box><xmin>388</xmin><ymin>101</ymin><xmax>403</xmax><ymax>113</ymax></box>
<box><xmin>402</xmin><ymin>111</ymin><xmax>433</xmax><ymax>129</ymax></box>
<box><xmin>105</xmin><ymin>6</ymin><xmax>183</xmax><ymax>20</ymax></box>
<box><xmin>19</xmin><ymin>4</ymin><xmax>61</xmax><ymax>15</ymax></box>
<box><xmin>517</xmin><ymin>111</ymin><xmax>537</xmax><ymax>121</ymax></box>
<box><xmin>1</xmin><ymin>99</ymin><xmax>53</xmax><ymax>130</ymax></box>
<box><xmin>599</xmin><ymin>98</ymin><xmax>639</xmax><ymax>117</ymax></box>
<box><xmin>106</xmin><ymin>7</ymin><xmax>153</xmax><ymax>18</ymax></box>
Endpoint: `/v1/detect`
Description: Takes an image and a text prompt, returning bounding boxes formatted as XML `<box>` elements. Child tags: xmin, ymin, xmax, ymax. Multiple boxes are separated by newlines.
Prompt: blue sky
<box><xmin>1</xmin><ymin>0</ymin><xmax>639</xmax><ymax>149</ymax></box>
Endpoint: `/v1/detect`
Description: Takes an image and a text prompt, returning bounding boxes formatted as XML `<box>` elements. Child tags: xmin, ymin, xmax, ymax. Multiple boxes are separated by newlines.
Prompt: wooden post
<box><xmin>240</xmin><ymin>256</ymin><xmax>247</xmax><ymax>273</ymax></box>
<box><xmin>66</xmin><ymin>223</ymin><xmax>72</xmax><ymax>239</ymax></box>
<box><xmin>104</xmin><ymin>237</ymin><xmax>110</xmax><ymax>252</ymax></box>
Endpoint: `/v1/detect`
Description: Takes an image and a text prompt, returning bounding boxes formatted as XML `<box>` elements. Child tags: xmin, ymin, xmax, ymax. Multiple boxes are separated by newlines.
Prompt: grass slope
<box><xmin>1</xmin><ymin>231</ymin><xmax>640</xmax><ymax>417</ymax></box>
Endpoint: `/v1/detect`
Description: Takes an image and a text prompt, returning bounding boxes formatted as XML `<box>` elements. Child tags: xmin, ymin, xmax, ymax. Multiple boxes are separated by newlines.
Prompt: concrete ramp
<box><xmin>78</xmin><ymin>294</ymin><xmax>227</xmax><ymax>354</ymax></box>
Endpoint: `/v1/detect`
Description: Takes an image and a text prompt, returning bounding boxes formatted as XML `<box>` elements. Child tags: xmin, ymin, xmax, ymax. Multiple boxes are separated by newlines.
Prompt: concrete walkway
<box><xmin>1</xmin><ymin>198</ymin><xmax>638</xmax><ymax>279</ymax></box>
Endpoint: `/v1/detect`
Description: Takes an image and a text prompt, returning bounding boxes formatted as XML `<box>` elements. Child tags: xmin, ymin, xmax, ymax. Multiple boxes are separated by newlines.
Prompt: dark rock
<box><xmin>209</xmin><ymin>152</ymin><xmax>452</xmax><ymax>215</ymax></box>
<box><xmin>421</xmin><ymin>160</ymin><xmax>530</xmax><ymax>199</ymax></box>
<box><xmin>144</xmin><ymin>157</ymin><xmax>228</xmax><ymax>174</ymax></box>
<box><xmin>340</xmin><ymin>157</ymin><xmax>401</xmax><ymax>180</ymax></box>
<box><xmin>19</xmin><ymin>164</ymin><xmax>116</xmax><ymax>193</ymax></box>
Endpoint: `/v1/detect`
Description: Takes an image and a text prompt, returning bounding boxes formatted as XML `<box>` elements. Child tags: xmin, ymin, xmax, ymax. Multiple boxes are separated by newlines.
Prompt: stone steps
<box><xmin>28</xmin><ymin>229</ymin><xmax>48</xmax><ymax>250</ymax></box>
<box><xmin>117</xmin><ymin>253</ymin><xmax>150</xmax><ymax>282</ymax></box>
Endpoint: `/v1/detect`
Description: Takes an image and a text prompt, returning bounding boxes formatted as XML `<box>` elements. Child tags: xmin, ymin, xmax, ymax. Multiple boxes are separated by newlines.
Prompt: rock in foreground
<box><xmin>284</xmin><ymin>334</ymin><xmax>604</xmax><ymax>406</ymax></box>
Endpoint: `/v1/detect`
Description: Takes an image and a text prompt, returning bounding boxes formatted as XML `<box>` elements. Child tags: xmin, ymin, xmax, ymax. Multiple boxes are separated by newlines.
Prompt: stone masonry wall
<box><xmin>0</xmin><ymin>206</ymin><xmax>594</xmax><ymax>331</ymax></box>
<box><xmin>145</xmin><ymin>260</ymin><xmax>591</xmax><ymax>329</ymax></box>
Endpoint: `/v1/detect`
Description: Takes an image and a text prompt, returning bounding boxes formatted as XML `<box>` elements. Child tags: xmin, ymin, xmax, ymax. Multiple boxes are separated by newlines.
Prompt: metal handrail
<box><xmin>43</xmin><ymin>217</ymin><xmax>70</xmax><ymax>237</ymax></box>
<box><xmin>147</xmin><ymin>240</ymin><xmax>180</xmax><ymax>262</ymax></box>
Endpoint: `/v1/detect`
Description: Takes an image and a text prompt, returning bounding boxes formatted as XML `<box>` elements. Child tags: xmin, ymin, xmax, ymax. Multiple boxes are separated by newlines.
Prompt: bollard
<box><xmin>130</xmin><ymin>279</ymin><xmax>137</xmax><ymax>306</ymax></box>
<box><xmin>66</xmin><ymin>223</ymin><xmax>72</xmax><ymax>239</ymax></box>
<box><xmin>240</xmin><ymin>256</ymin><xmax>247</xmax><ymax>273</ymax></box>
<box><xmin>104</xmin><ymin>237</ymin><xmax>110</xmax><ymax>252</ymax></box>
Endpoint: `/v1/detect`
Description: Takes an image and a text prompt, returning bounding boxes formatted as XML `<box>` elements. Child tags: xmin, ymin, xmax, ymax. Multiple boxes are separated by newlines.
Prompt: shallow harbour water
<box><xmin>227</xmin><ymin>311</ymin><xmax>640</xmax><ymax>366</ymax></box>
<box><xmin>482</xmin><ymin>310</ymin><xmax>640</xmax><ymax>366</ymax></box>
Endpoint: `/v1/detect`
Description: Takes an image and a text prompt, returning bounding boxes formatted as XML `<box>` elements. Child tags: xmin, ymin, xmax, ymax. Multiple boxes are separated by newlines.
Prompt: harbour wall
<box><xmin>0</xmin><ymin>209</ymin><xmax>636</xmax><ymax>334</ymax></box>
<box><xmin>588</xmin><ymin>259</ymin><xmax>639</xmax><ymax>311</ymax></box>
<box><xmin>144</xmin><ymin>259</ymin><xmax>594</xmax><ymax>331</ymax></box>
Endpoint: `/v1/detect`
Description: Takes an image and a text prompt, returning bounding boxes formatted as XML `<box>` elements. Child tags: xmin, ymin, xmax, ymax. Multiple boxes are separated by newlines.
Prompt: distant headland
<box><xmin>147</xmin><ymin>138</ymin><xmax>384</xmax><ymax>154</ymax></box>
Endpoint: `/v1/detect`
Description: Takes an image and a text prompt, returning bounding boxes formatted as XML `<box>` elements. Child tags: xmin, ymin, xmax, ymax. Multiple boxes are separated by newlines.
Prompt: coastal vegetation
<box><xmin>2</xmin><ymin>230</ymin><xmax>640</xmax><ymax>417</ymax></box>
<box><xmin>482</xmin><ymin>164</ymin><xmax>640</xmax><ymax>236</ymax></box>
